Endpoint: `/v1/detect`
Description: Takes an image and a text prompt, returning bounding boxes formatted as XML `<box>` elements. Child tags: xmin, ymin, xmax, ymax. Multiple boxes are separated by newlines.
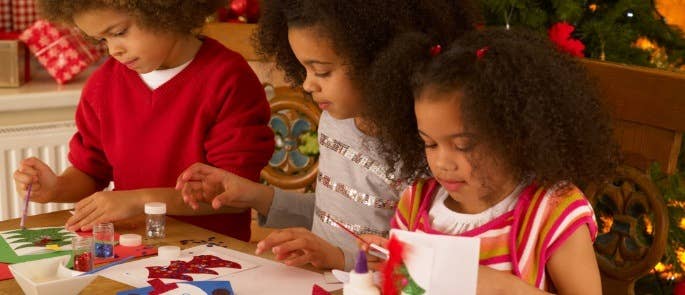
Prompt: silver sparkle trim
<box><xmin>315</xmin><ymin>207</ymin><xmax>388</xmax><ymax>237</ymax></box>
<box><xmin>319</xmin><ymin>132</ymin><xmax>405</xmax><ymax>192</ymax></box>
<box><xmin>318</xmin><ymin>172</ymin><xmax>398</xmax><ymax>210</ymax></box>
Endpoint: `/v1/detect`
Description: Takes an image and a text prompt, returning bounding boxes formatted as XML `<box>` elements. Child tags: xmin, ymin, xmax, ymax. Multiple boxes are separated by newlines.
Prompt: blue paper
<box><xmin>117</xmin><ymin>280</ymin><xmax>234</xmax><ymax>295</ymax></box>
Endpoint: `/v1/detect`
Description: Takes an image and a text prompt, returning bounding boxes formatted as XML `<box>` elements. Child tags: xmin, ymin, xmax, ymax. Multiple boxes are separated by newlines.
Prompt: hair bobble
<box><xmin>476</xmin><ymin>46</ymin><xmax>489</xmax><ymax>60</ymax></box>
<box><xmin>429</xmin><ymin>44</ymin><xmax>442</xmax><ymax>57</ymax></box>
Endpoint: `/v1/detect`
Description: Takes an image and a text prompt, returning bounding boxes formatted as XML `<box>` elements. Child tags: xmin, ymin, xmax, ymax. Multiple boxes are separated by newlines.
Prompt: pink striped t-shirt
<box><xmin>391</xmin><ymin>178</ymin><xmax>598</xmax><ymax>291</ymax></box>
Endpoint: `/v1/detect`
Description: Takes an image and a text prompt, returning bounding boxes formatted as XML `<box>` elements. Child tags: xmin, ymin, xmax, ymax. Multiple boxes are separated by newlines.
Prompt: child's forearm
<box><xmin>53</xmin><ymin>167</ymin><xmax>99</xmax><ymax>203</ymax></box>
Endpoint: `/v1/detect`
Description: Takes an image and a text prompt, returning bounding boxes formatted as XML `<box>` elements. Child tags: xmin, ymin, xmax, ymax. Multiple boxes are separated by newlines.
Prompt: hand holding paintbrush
<box><xmin>20</xmin><ymin>183</ymin><xmax>32</xmax><ymax>230</ymax></box>
<box><xmin>331</xmin><ymin>219</ymin><xmax>389</xmax><ymax>261</ymax></box>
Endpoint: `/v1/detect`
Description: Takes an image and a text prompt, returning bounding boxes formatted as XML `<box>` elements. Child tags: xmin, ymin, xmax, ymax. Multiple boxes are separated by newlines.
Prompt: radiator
<box><xmin>0</xmin><ymin>121</ymin><xmax>77</xmax><ymax>221</ymax></box>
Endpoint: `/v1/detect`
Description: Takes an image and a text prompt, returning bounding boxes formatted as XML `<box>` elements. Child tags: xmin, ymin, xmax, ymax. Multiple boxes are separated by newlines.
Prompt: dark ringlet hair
<box><xmin>36</xmin><ymin>0</ymin><xmax>225</xmax><ymax>35</ymax></box>
<box><xmin>367</xmin><ymin>28</ymin><xmax>619</xmax><ymax>187</ymax></box>
<box><xmin>254</xmin><ymin>0</ymin><xmax>478</xmax><ymax>88</ymax></box>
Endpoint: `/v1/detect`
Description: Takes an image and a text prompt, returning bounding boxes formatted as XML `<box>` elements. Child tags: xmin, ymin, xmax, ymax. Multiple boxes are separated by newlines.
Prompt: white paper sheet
<box><xmin>391</xmin><ymin>229</ymin><xmax>480</xmax><ymax>295</ymax></box>
<box><xmin>100</xmin><ymin>245</ymin><xmax>342</xmax><ymax>294</ymax></box>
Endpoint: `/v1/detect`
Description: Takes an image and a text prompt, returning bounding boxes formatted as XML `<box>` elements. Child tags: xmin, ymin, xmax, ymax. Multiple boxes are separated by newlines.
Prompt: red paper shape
<box><xmin>312</xmin><ymin>284</ymin><xmax>332</xmax><ymax>295</ymax></box>
<box><xmin>19</xmin><ymin>20</ymin><xmax>101</xmax><ymax>84</ymax></box>
<box><xmin>0</xmin><ymin>263</ymin><xmax>12</xmax><ymax>281</ymax></box>
<box><xmin>148</xmin><ymin>278</ymin><xmax>179</xmax><ymax>295</ymax></box>
<box><xmin>146</xmin><ymin>255</ymin><xmax>241</xmax><ymax>281</ymax></box>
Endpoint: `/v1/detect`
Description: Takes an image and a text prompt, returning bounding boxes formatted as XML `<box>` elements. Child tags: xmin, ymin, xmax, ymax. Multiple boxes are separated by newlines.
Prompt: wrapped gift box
<box><xmin>10</xmin><ymin>0</ymin><xmax>37</xmax><ymax>31</ymax></box>
<box><xmin>19</xmin><ymin>20</ymin><xmax>101</xmax><ymax>84</ymax></box>
<box><xmin>0</xmin><ymin>33</ymin><xmax>30</xmax><ymax>87</ymax></box>
<box><xmin>0</xmin><ymin>0</ymin><xmax>11</xmax><ymax>32</ymax></box>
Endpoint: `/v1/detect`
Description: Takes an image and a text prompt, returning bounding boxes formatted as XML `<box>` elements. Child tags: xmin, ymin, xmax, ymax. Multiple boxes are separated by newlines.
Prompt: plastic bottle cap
<box><xmin>145</xmin><ymin>202</ymin><xmax>167</xmax><ymax>214</ymax></box>
<box><xmin>355</xmin><ymin>250</ymin><xmax>368</xmax><ymax>274</ymax></box>
<box><xmin>158</xmin><ymin>246</ymin><xmax>181</xmax><ymax>260</ymax></box>
<box><xmin>119</xmin><ymin>234</ymin><xmax>142</xmax><ymax>247</ymax></box>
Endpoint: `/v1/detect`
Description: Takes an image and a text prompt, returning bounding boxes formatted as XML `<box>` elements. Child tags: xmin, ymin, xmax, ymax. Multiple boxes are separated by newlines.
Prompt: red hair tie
<box><xmin>476</xmin><ymin>46</ymin><xmax>489</xmax><ymax>60</ymax></box>
<box><xmin>429</xmin><ymin>44</ymin><xmax>442</xmax><ymax>57</ymax></box>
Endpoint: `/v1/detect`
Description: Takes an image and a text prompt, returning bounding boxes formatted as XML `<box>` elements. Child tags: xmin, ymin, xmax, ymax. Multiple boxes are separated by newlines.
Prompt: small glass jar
<box><xmin>71</xmin><ymin>236</ymin><xmax>94</xmax><ymax>272</ymax></box>
<box><xmin>145</xmin><ymin>202</ymin><xmax>166</xmax><ymax>239</ymax></box>
<box><xmin>93</xmin><ymin>222</ymin><xmax>115</xmax><ymax>259</ymax></box>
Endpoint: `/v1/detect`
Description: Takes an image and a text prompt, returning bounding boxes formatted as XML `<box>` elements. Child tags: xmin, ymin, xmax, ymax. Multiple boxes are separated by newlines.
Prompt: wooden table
<box><xmin>0</xmin><ymin>211</ymin><xmax>341</xmax><ymax>294</ymax></box>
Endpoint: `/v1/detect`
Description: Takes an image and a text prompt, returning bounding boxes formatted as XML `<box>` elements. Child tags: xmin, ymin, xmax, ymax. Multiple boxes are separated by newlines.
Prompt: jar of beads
<box><xmin>145</xmin><ymin>202</ymin><xmax>166</xmax><ymax>239</ymax></box>
<box><xmin>93</xmin><ymin>222</ymin><xmax>115</xmax><ymax>259</ymax></box>
<box><xmin>71</xmin><ymin>236</ymin><xmax>94</xmax><ymax>272</ymax></box>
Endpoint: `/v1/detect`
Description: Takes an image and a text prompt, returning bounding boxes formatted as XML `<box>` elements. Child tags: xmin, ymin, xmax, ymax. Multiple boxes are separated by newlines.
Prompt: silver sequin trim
<box><xmin>319</xmin><ymin>133</ymin><xmax>405</xmax><ymax>192</ymax></box>
<box><xmin>315</xmin><ymin>207</ymin><xmax>388</xmax><ymax>237</ymax></box>
<box><xmin>318</xmin><ymin>172</ymin><xmax>398</xmax><ymax>210</ymax></box>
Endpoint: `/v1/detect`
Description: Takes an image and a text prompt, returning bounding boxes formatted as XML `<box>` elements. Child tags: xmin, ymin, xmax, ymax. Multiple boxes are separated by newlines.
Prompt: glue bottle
<box><xmin>343</xmin><ymin>250</ymin><xmax>380</xmax><ymax>295</ymax></box>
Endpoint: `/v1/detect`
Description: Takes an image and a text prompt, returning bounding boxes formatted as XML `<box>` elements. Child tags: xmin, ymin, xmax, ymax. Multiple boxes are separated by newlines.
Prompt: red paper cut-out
<box><xmin>146</xmin><ymin>255</ymin><xmax>241</xmax><ymax>281</ymax></box>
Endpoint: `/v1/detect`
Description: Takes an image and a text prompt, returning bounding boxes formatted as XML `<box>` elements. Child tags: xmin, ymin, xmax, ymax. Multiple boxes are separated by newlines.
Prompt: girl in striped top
<box><xmin>362</xmin><ymin>28</ymin><xmax>618</xmax><ymax>294</ymax></box>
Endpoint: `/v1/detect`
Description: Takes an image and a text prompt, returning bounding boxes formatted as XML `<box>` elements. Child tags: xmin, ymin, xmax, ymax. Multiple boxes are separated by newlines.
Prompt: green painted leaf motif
<box><xmin>397</xmin><ymin>265</ymin><xmax>426</xmax><ymax>295</ymax></box>
<box><xmin>4</xmin><ymin>228</ymin><xmax>72</xmax><ymax>250</ymax></box>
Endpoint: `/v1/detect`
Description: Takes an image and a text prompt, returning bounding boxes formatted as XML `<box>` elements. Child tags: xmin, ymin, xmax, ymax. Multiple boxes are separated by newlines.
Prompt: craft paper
<box><xmin>0</xmin><ymin>227</ymin><xmax>77</xmax><ymax>256</ymax></box>
<box><xmin>117</xmin><ymin>279</ymin><xmax>234</xmax><ymax>295</ymax></box>
<box><xmin>0</xmin><ymin>227</ymin><xmax>74</xmax><ymax>265</ymax></box>
<box><xmin>0</xmin><ymin>263</ymin><xmax>12</xmax><ymax>280</ymax></box>
<box><xmin>390</xmin><ymin>229</ymin><xmax>480</xmax><ymax>295</ymax></box>
<box><xmin>102</xmin><ymin>245</ymin><xmax>341</xmax><ymax>293</ymax></box>
<box><xmin>100</xmin><ymin>245</ymin><xmax>258</xmax><ymax>288</ymax></box>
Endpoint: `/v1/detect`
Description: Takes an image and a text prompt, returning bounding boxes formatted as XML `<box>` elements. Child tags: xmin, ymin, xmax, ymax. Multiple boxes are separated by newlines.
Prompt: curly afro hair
<box><xmin>36</xmin><ymin>0</ymin><xmax>225</xmax><ymax>34</ymax></box>
<box><xmin>366</xmin><ymin>28</ymin><xmax>619</xmax><ymax>187</ymax></box>
<box><xmin>254</xmin><ymin>0</ymin><xmax>478</xmax><ymax>88</ymax></box>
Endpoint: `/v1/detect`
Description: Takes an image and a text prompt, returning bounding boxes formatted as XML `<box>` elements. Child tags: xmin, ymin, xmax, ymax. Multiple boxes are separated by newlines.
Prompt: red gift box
<box><xmin>11</xmin><ymin>0</ymin><xmax>37</xmax><ymax>31</ymax></box>
<box><xmin>0</xmin><ymin>0</ymin><xmax>12</xmax><ymax>32</ymax></box>
<box><xmin>19</xmin><ymin>20</ymin><xmax>101</xmax><ymax>84</ymax></box>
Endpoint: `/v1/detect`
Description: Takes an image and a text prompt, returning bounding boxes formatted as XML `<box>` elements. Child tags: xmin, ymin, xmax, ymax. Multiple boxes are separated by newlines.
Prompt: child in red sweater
<box><xmin>12</xmin><ymin>0</ymin><xmax>274</xmax><ymax>241</ymax></box>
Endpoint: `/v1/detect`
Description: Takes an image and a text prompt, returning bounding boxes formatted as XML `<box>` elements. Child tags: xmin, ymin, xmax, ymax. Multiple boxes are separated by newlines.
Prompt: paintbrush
<box><xmin>19</xmin><ymin>183</ymin><xmax>32</xmax><ymax>230</ymax></box>
<box><xmin>331</xmin><ymin>219</ymin><xmax>389</xmax><ymax>261</ymax></box>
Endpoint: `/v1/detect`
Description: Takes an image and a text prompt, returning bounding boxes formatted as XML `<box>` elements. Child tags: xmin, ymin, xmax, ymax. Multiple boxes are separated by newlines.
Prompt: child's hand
<box><xmin>176</xmin><ymin>163</ymin><xmax>229</xmax><ymax>209</ymax></box>
<box><xmin>359</xmin><ymin>234</ymin><xmax>388</xmax><ymax>271</ymax></box>
<box><xmin>255</xmin><ymin>228</ymin><xmax>345</xmax><ymax>270</ymax></box>
<box><xmin>65</xmin><ymin>191</ymin><xmax>141</xmax><ymax>231</ymax></box>
<box><xmin>176</xmin><ymin>163</ymin><xmax>273</xmax><ymax>214</ymax></box>
<box><xmin>13</xmin><ymin>157</ymin><xmax>58</xmax><ymax>203</ymax></box>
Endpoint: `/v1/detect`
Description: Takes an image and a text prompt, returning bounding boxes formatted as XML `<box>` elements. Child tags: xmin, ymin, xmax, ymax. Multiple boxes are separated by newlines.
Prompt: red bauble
<box><xmin>229</xmin><ymin>0</ymin><xmax>260</xmax><ymax>23</ymax></box>
<box><xmin>548</xmin><ymin>22</ymin><xmax>585</xmax><ymax>58</ymax></box>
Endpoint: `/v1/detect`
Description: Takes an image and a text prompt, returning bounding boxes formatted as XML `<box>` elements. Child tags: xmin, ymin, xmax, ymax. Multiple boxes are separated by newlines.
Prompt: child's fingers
<box><xmin>256</xmin><ymin>228</ymin><xmax>305</xmax><ymax>254</ymax></box>
<box><xmin>283</xmin><ymin>251</ymin><xmax>312</xmax><ymax>267</ymax></box>
<box><xmin>272</xmin><ymin>238</ymin><xmax>308</xmax><ymax>256</ymax></box>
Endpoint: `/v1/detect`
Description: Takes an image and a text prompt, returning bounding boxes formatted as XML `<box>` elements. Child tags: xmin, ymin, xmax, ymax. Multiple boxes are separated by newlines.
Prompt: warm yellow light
<box><xmin>634</xmin><ymin>37</ymin><xmax>657</xmax><ymax>50</ymax></box>
<box><xmin>599</xmin><ymin>216</ymin><xmax>613</xmax><ymax>233</ymax></box>
<box><xmin>680</xmin><ymin>218</ymin><xmax>685</xmax><ymax>230</ymax></box>
<box><xmin>654</xmin><ymin>262</ymin><xmax>667</xmax><ymax>272</ymax></box>
<box><xmin>656</xmin><ymin>0</ymin><xmax>685</xmax><ymax>32</ymax></box>
<box><xmin>589</xmin><ymin>4</ymin><xmax>598</xmax><ymax>12</ymax></box>
<box><xmin>644</xmin><ymin>215</ymin><xmax>653</xmax><ymax>235</ymax></box>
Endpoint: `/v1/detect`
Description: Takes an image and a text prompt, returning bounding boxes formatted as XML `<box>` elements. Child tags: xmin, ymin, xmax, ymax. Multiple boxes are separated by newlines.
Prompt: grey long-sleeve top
<box><xmin>259</xmin><ymin>111</ymin><xmax>405</xmax><ymax>270</ymax></box>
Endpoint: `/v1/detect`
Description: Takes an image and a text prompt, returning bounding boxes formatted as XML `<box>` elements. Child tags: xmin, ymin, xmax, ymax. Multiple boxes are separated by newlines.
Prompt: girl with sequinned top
<box><xmin>175</xmin><ymin>0</ymin><xmax>476</xmax><ymax>271</ymax></box>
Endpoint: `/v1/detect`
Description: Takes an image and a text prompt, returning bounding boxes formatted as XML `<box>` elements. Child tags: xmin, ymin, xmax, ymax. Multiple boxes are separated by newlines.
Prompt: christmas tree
<box><xmin>477</xmin><ymin>0</ymin><xmax>685</xmax><ymax>69</ymax></box>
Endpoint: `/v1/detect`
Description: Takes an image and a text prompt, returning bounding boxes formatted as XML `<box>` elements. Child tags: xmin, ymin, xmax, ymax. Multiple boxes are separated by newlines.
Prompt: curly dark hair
<box><xmin>254</xmin><ymin>0</ymin><xmax>478</xmax><ymax>88</ymax></box>
<box><xmin>366</xmin><ymin>28</ymin><xmax>619</xmax><ymax>187</ymax></box>
<box><xmin>36</xmin><ymin>0</ymin><xmax>224</xmax><ymax>34</ymax></box>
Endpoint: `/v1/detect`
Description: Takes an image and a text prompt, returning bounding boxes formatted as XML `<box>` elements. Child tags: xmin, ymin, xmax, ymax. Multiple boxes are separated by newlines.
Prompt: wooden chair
<box><xmin>582</xmin><ymin>60</ymin><xmax>684</xmax><ymax>295</ymax></box>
